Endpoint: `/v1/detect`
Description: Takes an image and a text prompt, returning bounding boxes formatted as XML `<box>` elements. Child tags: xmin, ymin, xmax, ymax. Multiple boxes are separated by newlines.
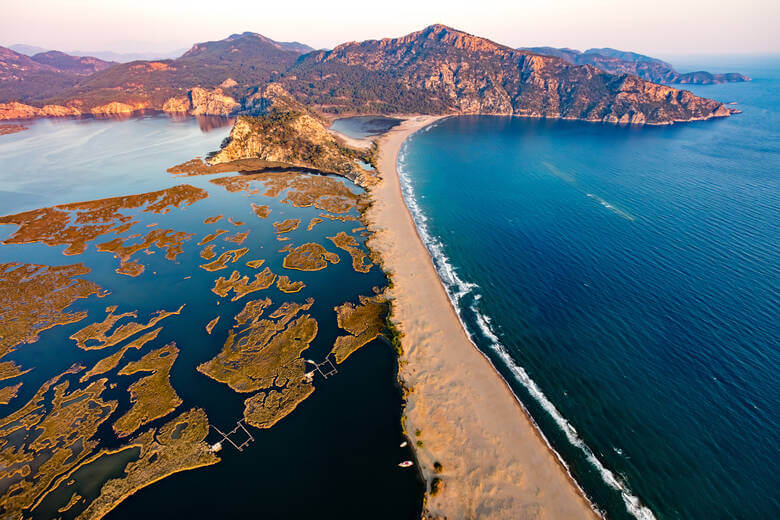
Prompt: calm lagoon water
<box><xmin>330</xmin><ymin>116</ymin><xmax>402</xmax><ymax>139</ymax></box>
<box><xmin>398</xmin><ymin>58</ymin><xmax>779</xmax><ymax>519</ymax></box>
<box><xmin>0</xmin><ymin>113</ymin><xmax>424</xmax><ymax>518</ymax></box>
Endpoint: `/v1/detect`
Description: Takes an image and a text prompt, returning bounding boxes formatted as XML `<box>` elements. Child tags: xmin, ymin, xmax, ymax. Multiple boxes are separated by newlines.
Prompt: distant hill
<box><xmin>30</xmin><ymin>51</ymin><xmax>114</xmax><ymax>75</ymax></box>
<box><xmin>0</xmin><ymin>26</ymin><xmax>736</xmax><ymax>125</ymax></box>
<box><xmin>9</xmin><ymin>43</ymin><xmax>188</xmax><ymax>62</ymax></box>
<box><xmin>282</xmin><ymin>25</ymin><xmax>733</xmax><ymax>124</ymax></box>
<box><xmin>222</xmin><ymin>33</ymin><xmax>314</xmax><ymax>54</ymax></box>
<box><xmin>8</xmin><ymin>44</ymin><xmax>49</xmax><ymax>56</ymax></box>
<box><xmin>0</xmin><ymin>46</ymin><xmax>114</xmax><ymax>102</ymax></box>
<box><xmin>522</xmin><ymin>46</ymin><xmax>750</xmax><ymax>84</ymax></box>
<box><xmin>274</xmin><ymin>41</ymin><xmax>316</xmax><ymax>54</ymax></box>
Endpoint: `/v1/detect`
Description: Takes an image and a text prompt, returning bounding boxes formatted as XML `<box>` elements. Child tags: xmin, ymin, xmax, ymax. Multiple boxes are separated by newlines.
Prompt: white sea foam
<box><xmin>396</xmin><ymin>138</ymin><xmax>656</xmax><ymax>520</ymax></box>
<box><xmin>586</xmin><ymin>193</ymin><xmax>636</xmax><ymax>221</ymax></box>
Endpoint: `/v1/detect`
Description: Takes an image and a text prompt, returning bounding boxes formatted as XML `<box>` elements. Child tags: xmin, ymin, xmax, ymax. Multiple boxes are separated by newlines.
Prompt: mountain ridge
<box><xmin>0</xmin><ymin>25</ymin><xmax>739</xmax><ymax>125</ymax></box>
<box><xmin>283</xmin><ymin>24</ymin><xmax>735</xmax><ymax>124</ymax></box>
<box><xmin>522</xmin><ymin>46</ymin><xmax>750</xmax><ymax>84</ymax></box>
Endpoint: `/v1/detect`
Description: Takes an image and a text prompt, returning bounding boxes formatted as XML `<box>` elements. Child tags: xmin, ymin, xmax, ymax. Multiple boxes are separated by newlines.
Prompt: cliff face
<box><xmin>209</xmin><ymin>85</ymin><xmax>372</xmax><ymax>180</ymax></box>
<box><xmin>285</xmin><ymin>25</ymin><xmax>735</xmax><ymax>124</ymax></box>
<box><xmin>523</xmin><ymin>46</ymin><xmax>751</xmax><ymax>85</ymax></box>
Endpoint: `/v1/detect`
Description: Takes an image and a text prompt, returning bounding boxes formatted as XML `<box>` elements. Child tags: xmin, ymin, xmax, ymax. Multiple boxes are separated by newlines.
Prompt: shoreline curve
<box><xmin>364</xmin><ymin>115</ymin><xmax>599</xmax><ymax>519</ymax></box>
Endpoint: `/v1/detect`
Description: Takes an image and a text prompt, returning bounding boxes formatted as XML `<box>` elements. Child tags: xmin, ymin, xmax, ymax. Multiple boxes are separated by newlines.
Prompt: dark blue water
<box><xmin>398</xmin><ymin>57</ymin><xmax>779</xmax><ymax>519</ymax></box>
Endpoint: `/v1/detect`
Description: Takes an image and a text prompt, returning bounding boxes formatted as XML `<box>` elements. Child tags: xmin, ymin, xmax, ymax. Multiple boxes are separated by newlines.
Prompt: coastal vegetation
<box><xmin>199</xmin><ymin>247</ymin><xmax>250</xmax><ymax>271</ymax></box>
<box><xmin>282</xmin><ymin>242</ymin><xmax>341</xmax><ymax>271</ymax></box>
<box><xmin>211</xmin><ymin>267</ymin><xmax>277</xmax><ymax>301</ymax></box>
<box><xmin>0</xmin><ymin>157</ymin><xmax>388</xmax><ymax>517</ymax></box>
<box><xmin>331</xmin><ymin>294</ymin><xmax>387</xmax><ymax>364</ymax></box>
<box><xmin>276</xmin><ymin>274</ymin><xmax>305</xmax><ymax>293</ymax></box>
<box><xmin>0</xmin><ymin>262</ymin><xmax>103</xmax><ymax>360</ymax></box>
<box><xmin>273</xmin><ymin>217</ymin><xmax>301</xmax><ymax>235</ymax></box>
<box><xmin>328</xmin><ymin>231</ymin><xmax>374</xmax><ymax>273</ymax></box>
<box><xmin>113</xmin><ymin>343</ymin><xmax>182</xmax><ymax>437</ymax></box>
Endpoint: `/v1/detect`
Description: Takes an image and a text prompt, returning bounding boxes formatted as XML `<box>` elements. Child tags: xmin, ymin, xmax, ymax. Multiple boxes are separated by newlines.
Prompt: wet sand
<box><xmin>364</xmin><ymin>116</ymin><xmax>598</xmax><ymax>519</ymax></box>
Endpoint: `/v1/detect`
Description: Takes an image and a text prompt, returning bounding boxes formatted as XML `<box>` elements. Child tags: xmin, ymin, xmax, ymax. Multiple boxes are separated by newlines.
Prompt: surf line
<box><xmin>399</xmin><ymin>142</ymin><xmax>655</xmax><ymax>520</ymax></box>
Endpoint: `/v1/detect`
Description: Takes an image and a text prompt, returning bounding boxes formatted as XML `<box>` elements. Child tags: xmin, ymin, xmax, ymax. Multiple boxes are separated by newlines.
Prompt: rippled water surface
<box><xmin>399</xmin><ymin>57</ymin><xmax>779</xmax><ymax>519</ymax></box>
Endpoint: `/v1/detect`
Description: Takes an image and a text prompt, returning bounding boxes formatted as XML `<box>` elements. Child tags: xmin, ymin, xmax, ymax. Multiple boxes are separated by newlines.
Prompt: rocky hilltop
<box><xmin>0</xmin><ymin>25</ymin><xmax>739</xmax><ymax>125</ymax></box>
<box><xmin>209</xmin><ymin>84</ymin><xmax>374</xmax><ymax>182</ymax></box>
<box><xmin>284</xmin><ymin>25</ymin><xmax>735</xmax><ymax>124</ymax></box>
<box><xmin>524</xmin><ymin>46</ymin><xmax>750</xmax><ymax>84</ymax></box>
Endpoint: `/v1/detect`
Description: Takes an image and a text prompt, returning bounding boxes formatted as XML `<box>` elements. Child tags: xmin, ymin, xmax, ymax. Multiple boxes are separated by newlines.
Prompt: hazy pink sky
<box><xmin>2</xmin><ymin>0</ymin><xmax>778</xmax><ymax>55</ymax></box>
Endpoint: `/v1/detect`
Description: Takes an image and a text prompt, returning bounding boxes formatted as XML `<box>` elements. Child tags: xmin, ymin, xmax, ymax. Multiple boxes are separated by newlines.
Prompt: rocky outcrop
<box><xmin>0</xmin><ymin>100</ymin><xmax>151</xmax><ymax>120</ymax></box>
<box><xmin>285</xmin><ymin>24</ymin><xmax>737</xmax><ymax>125</ymax></box>
<box><xmin>1</xmin><ymin>87</ymin><xmax>239</xmax><ymax>120</ymax></box>
<box><xmin>209</xmin><ymin>85</ymin><xmax>372</xmax><ymax>181</ymax></box>
<box><xmin>0</xmin><ymin>101</ymin><xmax>81</xmax><ymax>120</ymax></box>
<box><xmin>188</xmin><ymin>87</ymin><xmax>239</xmax><ymax>116</ymax></box>
<box><xmin>90</xmin><ymin>101</ymin><xmax>149</xmax><ymax>115</ymax></box>
<box><xmin>163</xmin><ymin>88</ymin><xmax>241</xmax><ymax>115</ymax></box>
<box><xmin>162</xmin><ymin>96</ymin><xmax>191</xmax><ymax>113</ymax></box>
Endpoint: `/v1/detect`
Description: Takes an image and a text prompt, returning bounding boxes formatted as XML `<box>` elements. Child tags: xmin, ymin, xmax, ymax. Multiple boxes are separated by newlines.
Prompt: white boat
<box><xmin>399</xmin><ymin>441</ymin><xmax>408</xmax><ymax>447</ymax></box>
<box><xmin>398</xmin><ymin>460</ymin><xmax>413</xmax><ymax>468</ymax></box>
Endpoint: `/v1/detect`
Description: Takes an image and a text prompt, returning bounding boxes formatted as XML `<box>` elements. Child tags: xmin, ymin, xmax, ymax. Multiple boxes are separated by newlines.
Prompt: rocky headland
<box><xmin>0</xmin><ymin>25</ymin><xmax>740</xmax><ymax>126</ymax></box>
<box><xmin>206</xmin><ymin>84</ymin><xmax>376</xmax><ymax>183</ymax></box>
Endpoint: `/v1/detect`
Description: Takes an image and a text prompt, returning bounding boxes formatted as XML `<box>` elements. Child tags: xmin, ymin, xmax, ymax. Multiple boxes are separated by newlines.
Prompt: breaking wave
<box><xmin>396</xmin><ymin>136</ymin><xmax>656</xmax><ymax>520</ymax></box>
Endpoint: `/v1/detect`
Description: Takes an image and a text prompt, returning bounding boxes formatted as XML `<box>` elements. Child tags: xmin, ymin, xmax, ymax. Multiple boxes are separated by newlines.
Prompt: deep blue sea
<box><xmin>398</xmin><ymin>56</ymin><xmax>779</xmax><ymax>519</ymax></box>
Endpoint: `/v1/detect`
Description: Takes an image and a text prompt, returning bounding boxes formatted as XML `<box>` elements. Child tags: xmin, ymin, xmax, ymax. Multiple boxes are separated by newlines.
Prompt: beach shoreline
<box><xmin>364</xmin><ymin>115</ymin><xmax>598</xmax><ymax>519</ymax></box>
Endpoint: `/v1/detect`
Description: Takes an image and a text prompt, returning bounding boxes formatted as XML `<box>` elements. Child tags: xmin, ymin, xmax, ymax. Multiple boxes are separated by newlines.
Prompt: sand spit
<box><xmin>365</xmin><ymin>116</ymin><xmax>597</xmax><ymax>519</ymax></box>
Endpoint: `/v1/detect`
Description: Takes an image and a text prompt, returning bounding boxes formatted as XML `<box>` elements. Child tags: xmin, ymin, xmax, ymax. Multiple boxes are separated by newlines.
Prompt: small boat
<box><xmin>399</xmin><ymin>441</ymin><xmax>408</xmax><ymax>448</ymax></box>
<box><xmin>398</xmin><ymin>460</ymin><xmax>414</xmax><ymax>468</ymax></box>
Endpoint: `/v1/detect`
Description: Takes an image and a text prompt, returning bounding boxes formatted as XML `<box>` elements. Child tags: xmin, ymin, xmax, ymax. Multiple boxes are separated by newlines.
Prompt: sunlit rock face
<box><xmin>285</xmin><ymin>24</ymin><xmax>736</xmax><ymax>124</ymax></box>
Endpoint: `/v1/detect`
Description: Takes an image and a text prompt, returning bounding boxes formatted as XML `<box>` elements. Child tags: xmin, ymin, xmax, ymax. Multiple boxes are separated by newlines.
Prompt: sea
<box><xmin>395</xmin><ymin>55</ymin><xmax>779</xmax><ymax>519</ymax></box>
<box><xmin>0</xmin><ymin>114</ymin><xmax>424</xmax><ymax>518</ymax></box>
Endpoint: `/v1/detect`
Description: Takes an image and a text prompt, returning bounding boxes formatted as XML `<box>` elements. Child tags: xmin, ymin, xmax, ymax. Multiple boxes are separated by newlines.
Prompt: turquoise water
<box><xmin>398</xmin><ymin>58</ymin><xmax>779</xmax><ymax>519</ymax></box>
<box><xmin>0</xmin><ymin>114</ymin><xmax>424</xmax><ymax>518</ymax></box>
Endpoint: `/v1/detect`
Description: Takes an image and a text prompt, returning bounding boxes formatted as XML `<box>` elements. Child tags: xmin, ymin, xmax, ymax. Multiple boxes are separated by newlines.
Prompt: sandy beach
<box><xmin>364</xmin><ymin>116</ymin><xmax>598</xmax><ymax>519</ymax></box>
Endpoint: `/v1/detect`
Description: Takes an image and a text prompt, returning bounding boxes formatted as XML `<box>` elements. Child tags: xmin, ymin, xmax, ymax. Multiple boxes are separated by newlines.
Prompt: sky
<box><xmin>2</xmin><ymin>0</ymin><xmax>778</xmax><ymax>57</ymax></box>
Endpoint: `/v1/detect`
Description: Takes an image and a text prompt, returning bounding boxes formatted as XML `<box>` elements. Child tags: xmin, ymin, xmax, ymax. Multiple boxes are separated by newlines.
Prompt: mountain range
<box><xmin>523</xmin><ymin>46</ymin><xmax>750</xmax><ymax>84</ymax></box>
<box><xmin>8</xmin><ymin>44</ymin><xmax>188</xmax><ymax>63</ymax></box>
<box><xmin>0</xmin><ymin>25</ymin><xmax>742</xmax><ymax>125</ymax></box>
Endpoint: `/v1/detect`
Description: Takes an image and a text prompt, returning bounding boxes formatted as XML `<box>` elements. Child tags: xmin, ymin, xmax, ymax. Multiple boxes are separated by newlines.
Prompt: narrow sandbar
<box><xmin>365</xmin><ymin>116</ymin><xmax>598</xmax><ymax>519</ymax></box>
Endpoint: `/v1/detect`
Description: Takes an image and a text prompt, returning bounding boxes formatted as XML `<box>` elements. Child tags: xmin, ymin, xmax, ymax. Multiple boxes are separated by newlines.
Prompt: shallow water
<box><xmin>399</xmin><ymin>58</ymin><xmax>779</xmax><ymax>519</ymax></box>
<box><xmin>330</xmin><ymin>116</ymin><xmax>402</xmax><ymax>139</ymax></box>
<box><xmin>0</xmin><ymin>113</ymin><xmax>424</xmax><ymax>518</ymax></box>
